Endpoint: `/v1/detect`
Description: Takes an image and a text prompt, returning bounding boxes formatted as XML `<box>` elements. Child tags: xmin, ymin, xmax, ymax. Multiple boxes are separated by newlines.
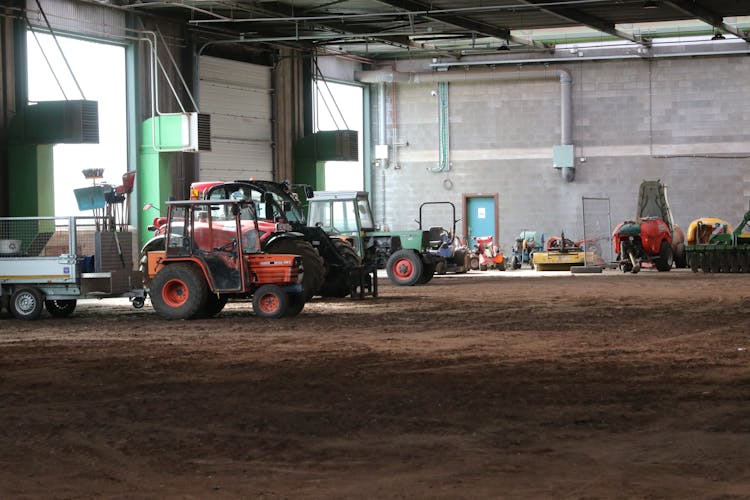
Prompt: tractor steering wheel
<box><xmin>214</xmin><ymin>239</ymin><xmax>238</xmax><ymax>254</ymax></box>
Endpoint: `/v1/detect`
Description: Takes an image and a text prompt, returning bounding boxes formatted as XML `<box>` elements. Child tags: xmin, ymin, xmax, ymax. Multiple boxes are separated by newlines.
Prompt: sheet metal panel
<box><xmin>199</xmin><ymin>55</ymin><xmax>273</xmax><ymax>181</ymax></box>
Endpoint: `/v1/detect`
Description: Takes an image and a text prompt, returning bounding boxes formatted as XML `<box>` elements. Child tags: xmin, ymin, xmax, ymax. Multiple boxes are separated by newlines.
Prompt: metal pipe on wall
<box><xmin>357</xmin><ymin>66</ymin><xmax>575</xmax><ymax>181</ymax></box>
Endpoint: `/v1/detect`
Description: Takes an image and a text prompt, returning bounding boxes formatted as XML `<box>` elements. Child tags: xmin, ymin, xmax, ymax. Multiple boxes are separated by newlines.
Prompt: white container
<box><xmin>0</xmin><ymin>239</ymin><xmax>21</xmax><ymax>255</ymax></box>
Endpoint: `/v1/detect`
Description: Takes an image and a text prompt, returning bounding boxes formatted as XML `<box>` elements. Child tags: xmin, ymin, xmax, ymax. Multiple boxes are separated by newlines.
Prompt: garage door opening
<box><xmin>26</xmin><ymin>31</ymin><xmax>126</xmax><ymax>217</ymax></box>
<box><xmin>313</xmin><ymin>79</ymin><xmax>363</xmax><ymax>191</ymax></box>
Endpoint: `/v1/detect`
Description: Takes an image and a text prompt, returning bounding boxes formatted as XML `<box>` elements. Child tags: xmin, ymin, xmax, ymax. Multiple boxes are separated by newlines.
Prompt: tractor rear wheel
<box><xmin>417</xmin><ymin>261</ymin><xmax>436</xmax><ymax>284</ymax></box>
<box><xmin>196</xmin><ymin>293</ymin><xmax>228</xmax><ymax>318</ymax></box>
<box><xmin>386</xmin><ymin>250</ymin><xmax>423</xmax><ymax>286</ymax></box>
<box><xmin>285</xmin><ymin>292</ymin><xmax>305</xmax><ymax>317</ymax></box>
<box><xmin>321</xmin><ymin>239</ymin><xmax>361</xmax><ymax>297</ymax></box>
<box><xmin>266</xmin><ymin>238</ymin><xmax>323</xmax><ymax>300</ymax></box>
<box><xmin>253</xmin><ymin>284</ymin><xmax>288</xmax><ymax>318</ymax></box>
<box><xmin>45</xmin><ymin>299</ymin><xmax>77</xmax><ymax>318</ymax></box>
<box><xmin>150</xmin><ymin>263</ymin><xmax>208</xmax><ymax>320</ymax></box>
<box><xmin>10</xmin><ymin>287</ymin><xmax>44</xmax><ymax>320</ymax></box>
<box><xmin>656</xmin><ymin>241</ymin><xmax>673</xmax><ymax>272</ymax></box>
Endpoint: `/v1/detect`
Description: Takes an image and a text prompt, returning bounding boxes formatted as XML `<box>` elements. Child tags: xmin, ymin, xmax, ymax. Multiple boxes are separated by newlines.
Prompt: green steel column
<box><xmin>138</xmin><ymin>117</ymin><xmax>174</xmax><ymax>244</ymax></box>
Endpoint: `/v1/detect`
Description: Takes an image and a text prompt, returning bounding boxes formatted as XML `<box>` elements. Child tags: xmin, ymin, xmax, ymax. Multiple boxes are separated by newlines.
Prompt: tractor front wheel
<box><xmin>386</xmin><ymin>250</ymin><xmax>424</xmax><ymax>286</ymax></box>
<box><xmin>150</xmin><ymin>263</ymin><xmax>208</xmax><ymax>320</ymax></box>
<box><xmin>253</xmin><ymin>284</ymin><xmax>289</xmax><ymax>318</ymax></box>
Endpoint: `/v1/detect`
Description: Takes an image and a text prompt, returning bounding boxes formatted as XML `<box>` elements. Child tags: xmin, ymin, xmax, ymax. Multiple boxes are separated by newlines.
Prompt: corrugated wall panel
<box><xmin>200</xmin><ymin>140</ymin><xmax>273</xmax><ymax>181</ymax></box>
<box><xmin>199</xmin><ymin>55</ymin><xmax>273</xmax><ymax>180</ymax></box>
<box><xmin>26</xmin><ymin>0</ymin><xmax>126</xmax><ymax>40</ymax></box>
<box><xmin>200</xmin><ymin>56</ymin><xmax>271</xmax><ymax>89</ymax></box>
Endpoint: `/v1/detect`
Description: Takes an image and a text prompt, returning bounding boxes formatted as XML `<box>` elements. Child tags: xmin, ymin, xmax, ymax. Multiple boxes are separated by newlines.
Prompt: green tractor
<box><xmin>307</xmin><ymin>191</ymin><xmax>440</xmax><ymax>285</ymax></box>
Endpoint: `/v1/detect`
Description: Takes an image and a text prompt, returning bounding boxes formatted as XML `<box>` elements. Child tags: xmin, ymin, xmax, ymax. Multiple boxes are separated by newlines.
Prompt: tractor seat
<box><xmin>428</xmin><ymin>226</ymin><xmax>446</xmax><ymax>248</ymax></box>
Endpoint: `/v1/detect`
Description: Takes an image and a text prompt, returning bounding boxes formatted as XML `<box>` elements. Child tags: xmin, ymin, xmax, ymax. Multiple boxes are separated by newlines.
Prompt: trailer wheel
<box><xmin>386</xmin><ymin>249</ymin><xmax>423</xmax><ymax>286</ymax></box>
<box><xmin>150</xmin><ymin>263</ymin><xmax>208</xmax><ymax>320</ymax></box>
<box><xmin>253</xmin><ymin>284</ymin><xmax>288</xmax><ymax>318</ymax></box>
<box><xmin>45</xmin><ymin>299</ymin><xmax>77</xmax><ymax>318</ymax></box>
<box><xmin>10</xmin><ymin>287</ymin><xmax>44</xmax><ymax>320</ymax></box>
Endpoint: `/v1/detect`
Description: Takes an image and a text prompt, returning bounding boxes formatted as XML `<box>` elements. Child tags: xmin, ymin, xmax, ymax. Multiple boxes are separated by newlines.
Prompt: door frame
<box><xmin>462</xmin><ymin>193</ymin><xmax>499</xmax><ymax>247</ymax></box>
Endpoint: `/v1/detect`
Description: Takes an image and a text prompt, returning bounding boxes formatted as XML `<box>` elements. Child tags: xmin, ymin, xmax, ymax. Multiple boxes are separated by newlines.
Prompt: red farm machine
<box><xmin>145</xmin><ymin>198</ymin><xmax>305</xmax><ymax>319</ymax></box>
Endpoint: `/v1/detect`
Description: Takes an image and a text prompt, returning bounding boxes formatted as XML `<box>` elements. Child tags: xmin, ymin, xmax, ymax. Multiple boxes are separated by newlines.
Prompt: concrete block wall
<box><xmin>368</xmin><ymin>56</ymin><xmax>750</xmax><ymax>253</ymax></box>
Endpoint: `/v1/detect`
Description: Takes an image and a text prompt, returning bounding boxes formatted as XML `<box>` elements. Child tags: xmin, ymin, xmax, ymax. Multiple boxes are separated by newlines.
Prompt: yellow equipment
<box><xmin>531</xmin><ymin>233</ymin><xmax>591</xmax><ymax>271</ymax></box>
<box><xmin>686</xmin><ymin>218</ymin><xmax>732</xmax><ymax>245</ymax></box>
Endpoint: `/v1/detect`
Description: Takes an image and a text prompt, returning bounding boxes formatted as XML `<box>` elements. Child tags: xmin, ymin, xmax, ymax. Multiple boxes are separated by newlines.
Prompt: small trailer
<box><xmin>0</xmin><ymin>215</ymin><xmax>145</xmax><ymax>320</ymax></box>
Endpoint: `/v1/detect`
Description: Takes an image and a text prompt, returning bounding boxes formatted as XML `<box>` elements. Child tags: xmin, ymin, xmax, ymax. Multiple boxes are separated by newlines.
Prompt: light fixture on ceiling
<box><xmin>642</xmin><ymin>0</ymin><xmax>658</xmax><ymax>8</ymax></box>
<box><xmin>712</xmin><ymin>32</ymin><xmax>726</xmax><ymax>40</ymax></box>
<box><xmin>497</xmin><ymin>44</ymin><xmax>510</xmax><ymax>51</ymax></box>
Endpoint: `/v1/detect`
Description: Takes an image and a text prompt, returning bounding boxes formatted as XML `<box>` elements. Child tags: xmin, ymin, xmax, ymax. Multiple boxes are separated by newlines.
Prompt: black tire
<box><xmin>285</xmin><ymin>292</ymin><xmax>305</xmax><ymax>317</ymax></box>
<box><xmin>386</xmin><ymin>249</ymin><xmax>423</xmax><ymax>286</ymax></box>
<box><xmin>321</xmin><ymin>239</ymin><xmax>361</xmax><ymax>298</ymax></box>
<box><xmin>253</xmin><ymin>284</ymin><xmax>288</xmax><ymax>318</ymax></box>
<box><xmin>511</xmin><ymin>255</ymin><xmax>521</xmax><ymax>270</ymax></box>
<box><xmin>266</xmin><ymin>238</ymin><xmax>323</xmax><ymax>300</ymax></box>
<box><xmin>10</xmin><ymin>287</ymin><xmax>44</xmax><ymax>320</ymax></box>
<box><xmin>435</xmin><ymin>259</ymin><xmax>447</xmax><ymax>275</ymax></box>
<box><xmin>196</xmin><ymin>293</ymin><xmax>228</xmax><ymax>318</ymax></box>
<box><xmin>45</xmin><ymin>299</ymin><xmax>77</xmax><ymax>318</ymax></box>
<box><xmin>150</xmin><ymin>263</ymin><xmax>209</xmax><ymax>320</ymax></box>
<box><xmin>673</xmin><ymin>242</ymin><xmax>687</xmax><ymax>268</ymax></box>
<box><xmin>417</xmin><ymin>261</ymin><xmax>436</xmax><ymax>284</ymax></box>
<box><xmin>469</xmin><ymin>255</ymin><xmax>480</xmax><ymax>270</ymax></box>
<box><xmin>452</xmin><ymin>249</ymin><xmax>469</xmax><ymax>273</ymax></box>
<box><xmin>656</xmin><ymin>240</ymin><xmax>673</xmax><ymax>272</ymax></box>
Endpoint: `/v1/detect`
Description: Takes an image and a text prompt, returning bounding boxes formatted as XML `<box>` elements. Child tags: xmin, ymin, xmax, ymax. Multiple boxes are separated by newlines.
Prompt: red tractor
<box><xmin>612</xmin><ymin>180</ymin><xmax>685</xmax><ymax>273</ymax></box>
<box><xmin>142</xmin><ymin>180</ymin><xmax>325</xmax><ymax>300</ymax></box>
<box><xmin>145</xmin><ymin>199</ymin><xmax>305</xmax><ymax>319</ymax></box>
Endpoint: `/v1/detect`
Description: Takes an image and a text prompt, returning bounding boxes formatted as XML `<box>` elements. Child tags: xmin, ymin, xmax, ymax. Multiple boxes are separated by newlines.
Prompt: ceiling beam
<box><xmin>518</xmin><ymin>0</ymin><xmax>651</xmax><ymax>47</ymax></box>
<box><xmin>374</xmin><ymin>0</ymin><xmax>547</xmax><ymax>49</ymax></box>
<box><xmin>662</xmin><ymin>0</ymin><xmax>750</xmax><ymax>41</ymax></box>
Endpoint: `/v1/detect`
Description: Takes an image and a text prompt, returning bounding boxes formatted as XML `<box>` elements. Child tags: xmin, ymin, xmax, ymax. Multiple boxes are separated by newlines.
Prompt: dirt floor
<box><xmin>2</xmin><ymin>268</ymin><xmax>750</xmax><ymax>499</ymax></box>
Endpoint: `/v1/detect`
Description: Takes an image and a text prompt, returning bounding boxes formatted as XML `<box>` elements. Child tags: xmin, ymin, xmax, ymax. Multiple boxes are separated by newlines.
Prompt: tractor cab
<box><xmin>146</xmin><ymin>199</ymin><xmax>304</xmax><ymax>320</ymax></box>
<box><xmin>161</xmin><ymin>199</ymin><xmax>260</xmax><ymax>292</ymax></box>
<box><xmin>307</xmin><ymin>191</ymin><xmax>375</xmax><ymax>257</ymax></box>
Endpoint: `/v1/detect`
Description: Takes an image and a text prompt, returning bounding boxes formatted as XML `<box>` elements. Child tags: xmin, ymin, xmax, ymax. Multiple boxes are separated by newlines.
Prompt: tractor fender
<box><xmin>262</xmin><ymin>232</ymin><xmax>305</xmax><ymax>251</ymax></box>
<box><xmin>140</xmin><ymin>234</ymin><xmax>166</xmax><ymax>255</ymax></box>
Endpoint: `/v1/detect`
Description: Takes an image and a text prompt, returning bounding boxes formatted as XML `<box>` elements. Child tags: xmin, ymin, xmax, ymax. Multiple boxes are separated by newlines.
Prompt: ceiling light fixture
<box><xmin>712</xmin><ymin>32</ymin><xmax>726</xmax><ymax>40</ymax></box>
